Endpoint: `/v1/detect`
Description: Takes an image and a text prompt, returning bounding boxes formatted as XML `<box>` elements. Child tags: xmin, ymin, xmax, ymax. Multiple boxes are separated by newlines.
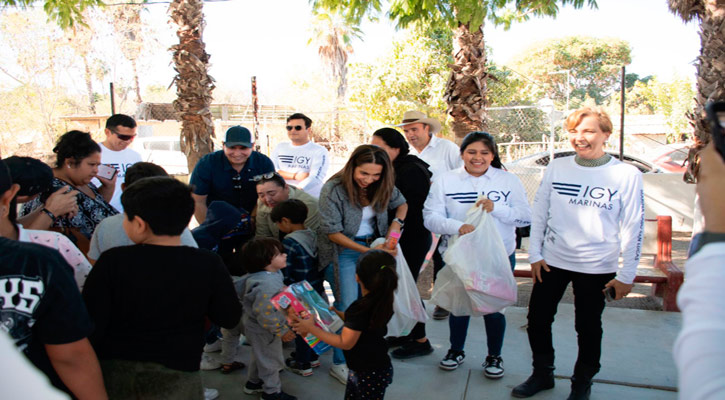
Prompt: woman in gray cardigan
<box><xmin>318</xmin><ymin>144</ymin><xmax>408</xmax><ymax>383</ymax></box>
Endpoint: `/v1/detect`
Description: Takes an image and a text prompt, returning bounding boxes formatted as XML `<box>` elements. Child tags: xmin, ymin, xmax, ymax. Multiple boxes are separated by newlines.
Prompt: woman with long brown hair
<box><xmin>318</xmin><ymin>144</ymin><xmax>408</xmax><ymax>384</ymax></box>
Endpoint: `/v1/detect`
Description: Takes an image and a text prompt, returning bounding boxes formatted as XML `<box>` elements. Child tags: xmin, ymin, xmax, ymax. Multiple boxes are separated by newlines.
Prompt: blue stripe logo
<box><xmin>446</xmin><ymin>191</ymin><xmax>477</xmax><ymax>204</ymax></box>
<box><xmin>552</xmin><ymin>182</ymin><xmax>581</xmax><ymax>197</ymax></box>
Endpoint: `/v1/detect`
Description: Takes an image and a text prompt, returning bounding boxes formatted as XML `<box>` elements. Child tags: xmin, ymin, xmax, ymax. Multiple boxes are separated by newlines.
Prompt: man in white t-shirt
<box><xmin>395</xmin><ymin>110</ymin><xmax>462</xmax><ymax>182</ymax></box>
<box><xmin>396</xmin><ymin>110</ymin><xmax>462</xmax><ymax>320</ymax></box>
<box><xmin>271</xmin><ymin>113</ymin><xmax>329</xmax><ymax>198</ymax></box>
<box><xmin>99</xmin><ymin>114</ymin><xmax>142</xmax><ymax>211</ymax></box>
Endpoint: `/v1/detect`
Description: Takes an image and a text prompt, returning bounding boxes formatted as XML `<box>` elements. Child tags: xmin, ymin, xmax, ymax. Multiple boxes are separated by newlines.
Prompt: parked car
<box><xmin>647</xmin><ymin>144</ymin><xmax>690</xmax><ymax>173</ymax></box>
<box><xmin>132</xmin><ymin>137</ymin><xmax>190</xmax><ymax>176</ymax></box>
<box><xmin>505</xmin><ymin>150</ymin><xmax>662</xmax><ymax>203</ymax></box>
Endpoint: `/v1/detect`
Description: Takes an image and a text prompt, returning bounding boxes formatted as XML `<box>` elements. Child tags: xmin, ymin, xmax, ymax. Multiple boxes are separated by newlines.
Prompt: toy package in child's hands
<box><xmin>270</xmin><ymin>281</ymin><xmax>343</xmax><ymax>354</ymax></box>
<box><xmin>287</xmin><ymin>281</ymin><xmax>344</xmax><ymax>332</ymax></box>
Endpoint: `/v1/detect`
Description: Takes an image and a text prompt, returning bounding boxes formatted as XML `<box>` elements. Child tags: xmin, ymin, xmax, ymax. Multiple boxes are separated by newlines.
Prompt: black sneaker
<box><xmin>243</xmin><ymin>380</ymin><xmax>264</xmax><ymax>395</ymax></box>
<box><xmin>288</xmin><ymin>353</ymin><xmax>320</xmax><ymax>368</ymax></box>
<box><xmin>391</xmin><ymin>340</ymin><xmax>434</xmax><ymax>359</ymax></box>
<box><xmin>261</xmin><ymin>391</ymin><xmax>297</xmax><ymax>400</ymax></box>
<box><xmin>482</xmin><ymin>355</ymin><xmax>504</xmax><ymax>379</ymax></box>
<box><xmin>439</xmin><ymin>349</ymin><xmax>465</xmax><ymax>371</ymax></box>
<box><xmin>432</xmin><ymin>306</ymin><xmax>450</xmax><ymax>320</ymax></box>
<box><xmin>285</xmin><ymin>358</ymin><xmax>313</xmax><ymax>377</ymax></box>
<box><xmin>385</xmin><ymin>336</ymin><xmax>410</xmax><ymax>348</ymax></box>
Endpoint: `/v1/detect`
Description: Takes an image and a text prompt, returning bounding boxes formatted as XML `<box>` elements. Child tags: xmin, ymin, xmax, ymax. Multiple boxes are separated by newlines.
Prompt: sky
<box><xmin>142</xmin><ymin>0</ymin><xmax>697</xmax><ymax>105</ymax></box>
<box><xmin>2</xmin><ymin>0</ymin><xmax>701</xmax><ymax>105</ymax></box>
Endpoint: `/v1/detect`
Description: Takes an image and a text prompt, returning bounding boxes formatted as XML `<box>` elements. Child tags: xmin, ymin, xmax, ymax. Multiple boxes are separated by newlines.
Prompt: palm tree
<box><xmin>444</xmin><ymin>22</ymin><xmax>490</xmax><ymax>139</ymax></box>
<box><xmin>112</xmin><ymin>3</ymin><xmax>145</xmax><ymax>105</ymax></box>
<box><xmin>668</xmin><ymin>0</ymin><xmax>725</xmax><ymax>179</ymax></box>
<box><xmin>312</xmin><ymin>0</ymin><xmax>596</xmax><ymax>142</ymax></box>
<box><xmin>64</xmin><ymin>11</ymin><xmax>97</xmax><ymax>113</ymax></box>
<box><xmin>308</xmin><ymin>12</ymin><xmax>362</xmax><ymax>141</ymax></box>
<box><xmin>168</xmin><ymin>0</ymin><xmax>215</xmax><ymax>171</ymax></box>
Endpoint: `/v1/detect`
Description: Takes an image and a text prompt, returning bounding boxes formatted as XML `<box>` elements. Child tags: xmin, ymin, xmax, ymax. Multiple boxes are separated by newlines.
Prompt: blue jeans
<box><xmin>449</xmin><ymin>252</ymin><xmax>516</xmax><ymax>356</ymax></box>
<box><xmin>324</xmin><ymin>238</ymin><xmax>366</xmax><ymax>365</ymax></box>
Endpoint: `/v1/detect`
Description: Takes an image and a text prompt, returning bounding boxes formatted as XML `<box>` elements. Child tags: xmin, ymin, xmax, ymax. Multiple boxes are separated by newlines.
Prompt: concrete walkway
<box><xmin>201</xmin><ymin>301</ymin><xmax>681</xmax><ymax>399</ymax></box>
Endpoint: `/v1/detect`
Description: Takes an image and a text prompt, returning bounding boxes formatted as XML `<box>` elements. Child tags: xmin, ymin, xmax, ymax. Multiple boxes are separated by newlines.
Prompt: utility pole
<box><xmin>548</xmin><ymin>70</ymin><xmax>570</xmax><ymax>112</ymax></box>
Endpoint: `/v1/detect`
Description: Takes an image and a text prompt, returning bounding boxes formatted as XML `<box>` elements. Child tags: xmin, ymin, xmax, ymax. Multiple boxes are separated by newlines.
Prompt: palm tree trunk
<box><xmin>444</xmin><ymin>22</ymin><xmax>489</xmax><ymax>143</ymax></box>
<box><xmin>169</xmin><ymin>0</ymin><xmax>215</xmax><ymax>171</ymax></box>
<box><xmin>668</xmin><ymin>0</ymin><xmax>725</xmax><ymax>181</ymax></box>
<box><xmin>82</xmin><ymin>54</ymin><xmax>96</xmax><ymax>114</ymax></box>
<box><xmin>688</xmin><ymin>1</ymin><xmax>725</xmax><ymax>180</ymax></box>
<box><xmin>131</xmin><ymin>58</ymin><xmax>142</xmax><ymax>105</ymax></box>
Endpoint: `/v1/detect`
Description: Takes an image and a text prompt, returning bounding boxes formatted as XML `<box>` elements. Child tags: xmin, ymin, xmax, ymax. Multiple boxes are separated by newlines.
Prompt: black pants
<box><xmin>526</xmin><ymin>265</ymin><xmax>615</xmax><ymax>380</ymax></box>
<box><xmin>399</xmin><ymin>230</ymin><xmax>431</xmax><ymax>340</ymax></box>
<box><xmin>345</xmin><ymin>366</ymin><xmax>393</xmax><ymax>400</ymax></box>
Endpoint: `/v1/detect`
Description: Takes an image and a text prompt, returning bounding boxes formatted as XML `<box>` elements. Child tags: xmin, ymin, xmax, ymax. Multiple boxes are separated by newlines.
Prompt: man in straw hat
<box><xmin>395</xmin><ymin>111</ymin><xmax>462</xmax><ymax>181</ymax></box>
<box><xmin>395</xmin><ymin>111</ymin><xmax>462</xmax><ymax>321</ymax></box>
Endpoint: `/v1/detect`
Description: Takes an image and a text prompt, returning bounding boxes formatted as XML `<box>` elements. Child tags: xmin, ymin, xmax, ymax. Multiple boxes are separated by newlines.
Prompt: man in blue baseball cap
<box><xmin>190</xmin><ymin>126</ymin><xmax>274</xmax><ymax>224</ymax></box>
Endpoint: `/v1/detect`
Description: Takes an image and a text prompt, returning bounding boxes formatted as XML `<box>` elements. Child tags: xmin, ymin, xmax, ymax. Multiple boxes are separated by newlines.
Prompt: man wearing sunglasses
<box><xmin>190</xmin><ymin>126</ymin><xmax>274</xmax><ymax>224</ymax></box>
<box><xmin>270</xmin><ymin>113</ymin><xmax>329</xmax><ymax>198</ymax></box>
<box><xmin>99</xmin><ymin>114</ymin><xmax>142</xmax><ymax>212</ymax></box>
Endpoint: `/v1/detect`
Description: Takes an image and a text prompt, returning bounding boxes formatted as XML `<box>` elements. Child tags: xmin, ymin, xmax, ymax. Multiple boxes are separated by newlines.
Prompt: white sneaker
<box><xmin>203</xmin><ymin>339</ymin><xmax>222</xmax><ymax>353</ymax></box>
<box><xmin>203</xmin><ymin>387</ymin><xmax>219</xmax><ymax>400</ymax></box>
<box><xmin>329</xmin><ymin>364</ymin><xmax>349</xmax><ymax>385</ymax></box>
<box><xmin>200</xmin><ymin>354</ymin><xmax>222</xmax><ymax>370</ymax></box>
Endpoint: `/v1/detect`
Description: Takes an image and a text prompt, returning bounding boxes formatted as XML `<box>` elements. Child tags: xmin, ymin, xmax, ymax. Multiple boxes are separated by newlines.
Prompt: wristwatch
<box><xmin>41</xmin><ymin>208</ymin><xmax>56</xmax><ymax>221</ymax></box>
<box><xmin>392</xmin><ymin>217</ymin><xmax>405</xmax><ymax>228</ymax></box>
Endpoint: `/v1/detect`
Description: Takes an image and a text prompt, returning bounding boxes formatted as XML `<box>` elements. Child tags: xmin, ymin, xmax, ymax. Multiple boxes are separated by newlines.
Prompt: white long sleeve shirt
<box><xmin>528</xmin><ymin>156</ymin><xmax>644</xmax><ymax>283</ymax></box>
<box><xmin>271</xmin><ymin>141</ymin><xmax>329</xmax><ymax>198</ymax></box>
<box><xmin>674</xmin><ymin>242</ymin><xmax>725</xmax><ymax>400</ymax></box>
<box><xmin>423</xmin><ymin>166</ymin><xmax>531</xmax><ymax>255</ymax></box>
<box><xmin>410</xmin><ymin>135</ymin><xmax>463</xmax><ymax>182</ymax></box>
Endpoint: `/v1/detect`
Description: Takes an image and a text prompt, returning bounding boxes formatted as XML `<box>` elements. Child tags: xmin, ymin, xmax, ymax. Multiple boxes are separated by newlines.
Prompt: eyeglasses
<box><xmin>286</xmin><ymin>125</ymin><xmax>304</xmax><ymax>131</ymax></box>
<box><xmin>252</xmin><ymin>172</ymin><xmax>277</xmax><ymax>182</ymax></box>
<box><xmin>110</xmin><ymin>130</ymin><xmax>136</xmax><ymax>141</ymax></box>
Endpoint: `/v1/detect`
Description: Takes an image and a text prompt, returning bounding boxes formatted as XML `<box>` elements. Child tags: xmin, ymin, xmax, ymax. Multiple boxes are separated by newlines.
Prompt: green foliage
<box><xmin>347</xmin><ymin>28</ymin><xmax>451</xmax><ymax>135</ymax></box>
<box><xmin>612</xmin><ymin>75</ymin><xmax>696</xmax><ymax>141</ymax></box>
<box><xmin>312</xmin><ymin>0</ymin><xmax>597</xmax><ymax>31</ymax></box>
<box><xmin>510</xmin><ymin>35</ymin><xmax>632</xmax><ymax>107</ymax></box>
<box><xmin>1</xmin><ymin>0</ymin><xmax>104</xmax><ymax>29</ymax></box>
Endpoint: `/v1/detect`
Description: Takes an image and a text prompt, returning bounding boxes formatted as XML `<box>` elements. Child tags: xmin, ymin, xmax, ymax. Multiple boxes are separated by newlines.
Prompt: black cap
<box><xmin>224</xmin><ymin>126</ymin><xmax>253</xmax><ymax>148</ymax></box>
<box><xmin>4</xmin><ymin>156</ymin><xmax>53</xmax><ymax>197</ymax></box>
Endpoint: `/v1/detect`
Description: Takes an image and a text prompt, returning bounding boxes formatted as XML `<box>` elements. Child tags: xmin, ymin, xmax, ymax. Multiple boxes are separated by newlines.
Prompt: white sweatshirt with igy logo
<box><xmin>528</xmin><ymin>156</ymin><xmax>644</xmax><ymax>284</ymax></box>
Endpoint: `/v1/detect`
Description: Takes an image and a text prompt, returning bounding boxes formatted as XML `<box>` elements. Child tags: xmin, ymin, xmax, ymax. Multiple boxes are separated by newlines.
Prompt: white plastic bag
<box><xmin>370</xmin><ymin>238</ymin><xmax>428</xmax><ymax>336</ymax></box>
<box><xmin>431</xmin><ymin>206</ymin><xmax>516</xmax><ymax>316</ymax></box>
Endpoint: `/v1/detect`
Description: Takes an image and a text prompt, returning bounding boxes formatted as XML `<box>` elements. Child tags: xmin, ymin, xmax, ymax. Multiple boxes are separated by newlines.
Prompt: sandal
<box><xmin>220</xmin><ymin>361</ymin><xmax>245</xmax><ymax>374</ymax></box>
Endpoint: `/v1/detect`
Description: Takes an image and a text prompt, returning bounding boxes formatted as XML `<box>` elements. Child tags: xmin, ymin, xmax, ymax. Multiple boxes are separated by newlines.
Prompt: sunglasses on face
<box><xmin>251</xmin><ymin>172</ymin><xmax>277</xmax><ymax>182</ymax></box>
<box><xmin>286</xmin><ymin>125</ymin><xmax>304</xmax><ymax>131</ymax></box>
<box><xmin>111</xmin><ymin>130</ymin><xmax>136</xmax><ymax>141</ymax></box>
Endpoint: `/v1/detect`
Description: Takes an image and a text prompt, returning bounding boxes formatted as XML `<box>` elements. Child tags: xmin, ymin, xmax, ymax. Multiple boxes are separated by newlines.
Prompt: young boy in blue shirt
<box><xmin>270</xmin><ymin>199</ymin><xmax>325</xmax><ymax>377</ymax></box>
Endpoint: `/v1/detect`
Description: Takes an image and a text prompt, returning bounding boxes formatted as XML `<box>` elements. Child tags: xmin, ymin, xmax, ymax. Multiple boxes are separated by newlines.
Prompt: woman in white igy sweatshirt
<box><xmin>512</xmin><ymin>107</ymin><xmax>644</xmax><ymax>400</ymax></box>
<box><xmin>423</xmin><ymin>131</ymin><xmax>531</xmax><ymax>378</ymax></box>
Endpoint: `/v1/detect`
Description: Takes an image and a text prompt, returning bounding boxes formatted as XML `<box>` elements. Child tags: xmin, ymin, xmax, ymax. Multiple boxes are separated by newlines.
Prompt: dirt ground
<box><xmin>416</xmin><ymin>231</ymin><xmax>691</xmax><ymax>311</ymax></box>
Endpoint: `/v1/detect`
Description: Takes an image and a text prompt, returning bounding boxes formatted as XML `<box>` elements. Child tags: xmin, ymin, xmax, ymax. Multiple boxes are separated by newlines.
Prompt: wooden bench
<box><xmin>513</xmin><ymin>216</ymin><xmax>684</xmax><ymax>311</ymax></box>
